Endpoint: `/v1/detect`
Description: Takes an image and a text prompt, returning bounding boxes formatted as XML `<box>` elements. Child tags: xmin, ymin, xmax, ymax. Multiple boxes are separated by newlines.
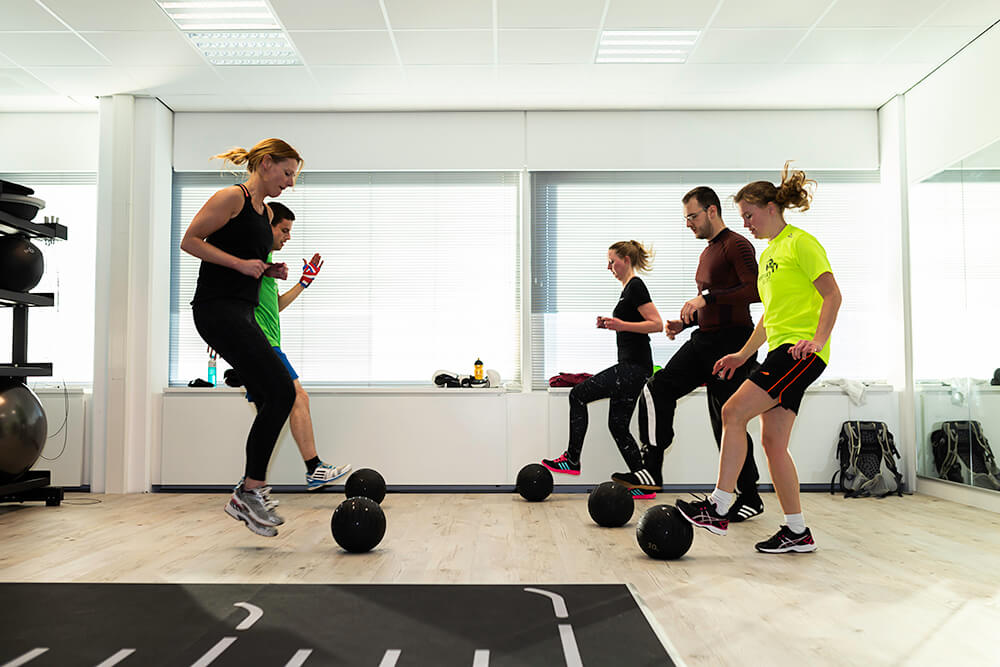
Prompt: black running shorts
<box><xmin>747</xmin><ymin>343</ymin><xmax>827</xmax><ymax>414</ymax></box>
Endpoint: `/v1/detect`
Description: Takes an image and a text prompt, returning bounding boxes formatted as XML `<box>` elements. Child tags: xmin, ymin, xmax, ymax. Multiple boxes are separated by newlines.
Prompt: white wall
<box><xmin>0</xmin><ymin>113</ymin><xmax>98</xmax><ymax>172</ymax></box>
<box><xmin>159</xmin><ymin>386</ymin><xmax>899</xmax><ymax>488</ymax></box>
<box><xmin>904</xmin><ymin>22</ymin><xmax>1000</xmax><ymax>182</ymax></box>
<box><xmin>28</xmin><ymin>388</ymin><xmax>88</xmax><ymax>488</ymax></box>
<box><xmin>173</xmin><ymin>110</ymin><xmax>879</xmax><ymax>172</ymax></box>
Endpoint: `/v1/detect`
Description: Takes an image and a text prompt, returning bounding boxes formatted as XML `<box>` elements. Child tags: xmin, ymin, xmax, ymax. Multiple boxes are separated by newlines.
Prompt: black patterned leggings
<box><xmin>567</xmin><ymin>361</ymin><xmax>651</xmax><ymax>471</ymax></box>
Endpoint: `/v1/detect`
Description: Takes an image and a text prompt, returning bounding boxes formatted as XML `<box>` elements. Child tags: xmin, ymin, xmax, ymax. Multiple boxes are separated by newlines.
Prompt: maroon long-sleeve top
<box><xmin>692</xmin><ymin>228</ymin><xmax>760</xmax><ymax>331</ymax></box>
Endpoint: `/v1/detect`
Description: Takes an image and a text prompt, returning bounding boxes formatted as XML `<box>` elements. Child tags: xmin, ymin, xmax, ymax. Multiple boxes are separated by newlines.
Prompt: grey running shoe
<box><xmin>234</xmin><ymin>478</ymin><xmax>279</xmax><ymax>509</ymax></box>
<box><xmin>225</xmin><ymin>499</ymin><xmax>278</xmax><ymax>537</ymax></box>
<box><xmin>228</xmin><ymin>485</ymin><xmax>285</xmax><ymax>527</ymax></box>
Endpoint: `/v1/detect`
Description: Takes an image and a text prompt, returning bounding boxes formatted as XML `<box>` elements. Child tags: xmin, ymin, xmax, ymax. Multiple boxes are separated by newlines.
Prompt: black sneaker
<box><xmin>611</xmin><ymin>468</ymin><xmax>661</xmax><ymax>491</ymax></box>
<box><xmin>675</xmin><ymin>496</ymin><xmax>729</xmax><ymax>536</ymax></box>
<box><xmin>541</xmin><ymin>452</ymin><xmax>580</xmax><ymax>475</ymax></box>
<box><xmin>727</xmin><ymin>494</ymin><xmax>764</xmax><ymax>523</ymax></box>
<box><xmin>754</xmin><ymin>525</ymin><xmax>817</xmax><ymax>553</ymax></box>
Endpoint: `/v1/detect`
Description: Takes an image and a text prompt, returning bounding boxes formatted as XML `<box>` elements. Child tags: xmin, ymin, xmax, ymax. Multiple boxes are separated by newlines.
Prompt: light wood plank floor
<box><xmin>2</xmin><ymin>491</ymin><xmax>999</xmax><ymax>666</ymax></box>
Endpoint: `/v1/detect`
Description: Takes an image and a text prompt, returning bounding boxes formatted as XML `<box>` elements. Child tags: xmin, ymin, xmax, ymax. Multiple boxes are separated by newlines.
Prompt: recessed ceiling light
<box><xmin>186</xmin><ymin>31</ymin><xmax>301</xmax><ymax>66</ymax></box>
<box><xmin>596</xmin><ymin>30</ymin><xmax>699</xmax><ymax>64</ymax></box>
<box><xmin>156</xmin><ymin>1</ymin><xmax>301</xmax><ymax>65</ymax></box>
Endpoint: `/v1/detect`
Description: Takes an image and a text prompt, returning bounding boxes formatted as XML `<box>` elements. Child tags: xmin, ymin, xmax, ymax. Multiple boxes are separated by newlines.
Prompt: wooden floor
<box><xmin>2</xmin><ymin>491</ymin><xmax>999</xmax><ymax>666</ymax></box>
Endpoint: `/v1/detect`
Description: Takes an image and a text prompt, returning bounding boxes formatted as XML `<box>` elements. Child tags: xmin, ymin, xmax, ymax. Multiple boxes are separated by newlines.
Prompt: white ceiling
<box><xmin>0</xmin><ymin>0</ymin><xmax>996</xmax><ymax>112</ymax></box>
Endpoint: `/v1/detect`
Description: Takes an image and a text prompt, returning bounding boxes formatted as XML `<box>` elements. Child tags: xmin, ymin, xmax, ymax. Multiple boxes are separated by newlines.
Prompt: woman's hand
<box><xmin>600</xmin><ymin>317</ymin><xmax>627</xmax><ymax>331</ymax></box>
<box><xmin>789</xmin><ymin>339</ymin><xmax>823</xmax><ymax>360</ymax></box>
<box><xmin>664</xmin><ymin>319</ymin><xmax>684</xmax><ymax>340</ymax></box>
<box><xmin>237</xmin><ymin>259</ymin><xmax>269</xmax><ymax>278</ymax></box>
<box><xmin>264</xmin><ymin>262</ymin><xmax>289</xmax><ymax>280</ymax></box>
<box><xmin>713</xmin><ymin>352</ymin><xmax>748</xmax><ymax>380</ymax></box>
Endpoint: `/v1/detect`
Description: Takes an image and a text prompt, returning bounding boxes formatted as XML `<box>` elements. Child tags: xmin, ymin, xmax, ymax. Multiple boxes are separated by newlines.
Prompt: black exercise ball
<box><xmin>345</xmin><ymin>468</ymin><xmax>386</xmax><ymax>504</ymax></box>
<box><xmin>516</xmin><ymin>463</ymin><xmax>553</xmax><ymax>502</ymax></box>
<box><xmin>0</xmin><ymin>380</ymin><xmax>48</xmax><ymax>484</ymax></box>
<box><xmin>331</xmin><ymin>496</ymin><xmax>386</xmax><ymax>553</ymax></box>
<box><xmin>0</xmin><ymin>234</ymin><xmax>44</xmax><ymax>292</ymax></box>
<box><xmin>636</xmin><ymin>504</ymin><xmax>694</xmax><ymax>560</ymax></box>
<box><xmin>588</xmin><ymin>481</ymin><xmax>634</xmax><ymax>527</ymax></box>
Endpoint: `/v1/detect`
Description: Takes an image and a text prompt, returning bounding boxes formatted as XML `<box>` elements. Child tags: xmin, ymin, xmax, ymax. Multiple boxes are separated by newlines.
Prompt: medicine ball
<box><xmin>588</xmin><ymin>481</ymin><xmax>634</xmax><ymax>527</ymax></box>
<box><xmin>0</xmin><ymin>234</ymin><xmax>44</xmax><ymax>292</ymax></box>
<box><xmin>516</xmin><ymin>463</ymin><xmax>553</xmax><ymax>502</ymax></box>
<box><xmin>331</xmin><ymin>497</ymin><xmax>386</xmax><ymax>553</ymax></box>
<box><xmin>345</xmin><ymin>468</ymin><xmax>387</xmax><ymax>504</ymax></box>
<box><xmin>636</xmin><ymin>504</ymin><xmax>694</xmax><ymax>560</ymax></box>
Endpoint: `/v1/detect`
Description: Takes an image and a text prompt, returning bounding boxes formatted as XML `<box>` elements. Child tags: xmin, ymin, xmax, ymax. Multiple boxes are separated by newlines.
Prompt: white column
<box><xmin>92</xmin><ymin>95</ymin><xmax>172</xmax><ymax>493</ymax></box>
<box><xmin>878</xmin><ymin>95</ymin><xmax>917</xmax><ymax>492</ymax></box>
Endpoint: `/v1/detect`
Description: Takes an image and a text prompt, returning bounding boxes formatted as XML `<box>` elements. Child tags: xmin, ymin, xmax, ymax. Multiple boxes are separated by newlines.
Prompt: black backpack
<box><xmin>930</xmin><ymin>420</ymin><xmax>1000</xmax><ymax>490</ymax></box>
<box><xmin>830</xmin><ymin>421</ymin><xmax>903</xmax><ymax>498</ymax></box>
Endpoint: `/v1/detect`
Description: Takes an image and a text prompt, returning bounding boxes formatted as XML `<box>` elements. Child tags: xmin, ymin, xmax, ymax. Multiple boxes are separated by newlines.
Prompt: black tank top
<box><xmin>191</xmin><ymin>184</ymin><xmax>272</xmax><ymax>306</ymax></box>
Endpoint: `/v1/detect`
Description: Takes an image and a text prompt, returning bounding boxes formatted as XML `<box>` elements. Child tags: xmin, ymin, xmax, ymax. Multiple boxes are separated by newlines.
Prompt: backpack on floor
<box><xmin>930</xmin><ymin>420</ymin><xmax>1000</xmax><ymax>490</ymax></box>
<box><xmin>830</xmin><ymin>421</ymin><xmax>903</xmax><ymax>498</ymax></box>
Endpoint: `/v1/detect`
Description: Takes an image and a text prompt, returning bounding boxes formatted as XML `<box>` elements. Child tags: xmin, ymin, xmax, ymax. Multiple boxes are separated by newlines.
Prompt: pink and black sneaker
<box><xmin>541</xmin><ymin>452</ymin><xmax>581</xmax><ymax>475</ymax></box>
<box><xmin>676</xmin><ymin>495</ymin><xmax>729</xmax><ymax>536</ymax></box>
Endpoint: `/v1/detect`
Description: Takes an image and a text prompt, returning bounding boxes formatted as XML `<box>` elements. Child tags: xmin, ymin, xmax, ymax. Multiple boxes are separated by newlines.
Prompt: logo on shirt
<box><xmin>760</xmin><ymin>258</ymin><xmax>779</xmax><ymax>284</ymax></box>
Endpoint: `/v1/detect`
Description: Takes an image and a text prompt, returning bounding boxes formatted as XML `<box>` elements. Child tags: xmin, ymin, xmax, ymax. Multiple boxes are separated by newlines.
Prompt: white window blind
<box><xmin>909</xmin><ymin>170</ymin><xmax>1000</xmax><ymax>380</ymax></box>
<box><xmin>0</xmin><ymin>173</ymin><xmax>97</xmax><ymax>385</ymax></box>
<box><xmin>530</xmin><ymin>171</ymin><xmax>888</xmax><ymax>388</ymax></box>
<box><xmin>170</xmin><ymin>172</ymin><xmax>520</xmax><ymax>386</ymax></box>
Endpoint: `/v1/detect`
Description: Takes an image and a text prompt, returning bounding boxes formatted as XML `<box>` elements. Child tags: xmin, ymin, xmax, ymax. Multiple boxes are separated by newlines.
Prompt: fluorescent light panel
<box><xmin>596</xmin><ymin>29</ymin><xmax>698</xmax><ymax>64</ymax></box>
<box><xmin>156</xmin><ymin>1</ymin><xmax>301</xmax><ymax>65</ymax></box>
<box><xmin>187</xmin><ymin>31</ymin><xmax>299</xmax><ymax>65</ymax></box>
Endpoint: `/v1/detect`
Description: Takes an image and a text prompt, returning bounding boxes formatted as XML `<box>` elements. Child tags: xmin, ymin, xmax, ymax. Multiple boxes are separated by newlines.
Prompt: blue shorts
<box><xmin>245</xmin><ymin>346</ymin><xmax>298</xmax><ymax>403</ymax></box>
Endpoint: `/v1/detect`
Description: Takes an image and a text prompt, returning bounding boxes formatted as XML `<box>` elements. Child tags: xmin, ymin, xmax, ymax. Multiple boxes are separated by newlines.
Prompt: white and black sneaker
<box><xmin>611</xmin><ymin>468</ymin><xmax>661</xmax><ymax>491</ymax></box>
<box><xmin>225</xmin><ymin>485</ymin><xmax>284</xmax><ymax>537</ymax></box>
<box><xmin>727</xmin><ymin>494</ymin><xmax>764</xmax><ymax>523</ymax></box>
<box><xmin>754</xmin><ymin>525</ymin><xmax>817</xmax><ymax>553</ymax></box>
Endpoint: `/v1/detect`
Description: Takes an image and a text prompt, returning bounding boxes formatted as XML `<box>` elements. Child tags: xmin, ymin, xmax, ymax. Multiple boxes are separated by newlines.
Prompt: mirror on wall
<box><xmin>910</xmin><ymin>138</ymin><xmax>1000</xmax><ymax>492</ymax></box>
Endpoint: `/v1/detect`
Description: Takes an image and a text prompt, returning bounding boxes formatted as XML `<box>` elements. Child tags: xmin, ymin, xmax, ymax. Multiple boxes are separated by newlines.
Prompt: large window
<box><xmin>0</xmin><ymin>173</ymin><xmax>97</xmax><ymax>386</ymax></box>
<box><xmin>531</xmin><ymin>171</ymin><xmax>888</xmax><ymax>388</ymax></box>
<box><xmin>170</xmin><ymin>172</ymin><xmax>520</xmax><ymax>386</ymax></box>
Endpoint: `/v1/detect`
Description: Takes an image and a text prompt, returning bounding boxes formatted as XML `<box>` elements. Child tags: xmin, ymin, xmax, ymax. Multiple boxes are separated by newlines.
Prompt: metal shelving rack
<box><xmin>0</xmin><ymin>206</ymin><xmax>67</xmax><ymax>506</ymax></box>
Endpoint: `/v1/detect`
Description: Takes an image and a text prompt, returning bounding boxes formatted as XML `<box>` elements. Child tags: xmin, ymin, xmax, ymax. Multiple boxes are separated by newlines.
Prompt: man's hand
<box><xmin>680</xmin><ymin>295</ymin><xmax>706</xmax><ymax>324</ymax></box>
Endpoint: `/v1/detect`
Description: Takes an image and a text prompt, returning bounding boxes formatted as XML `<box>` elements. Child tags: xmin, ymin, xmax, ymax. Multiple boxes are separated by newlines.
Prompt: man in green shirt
<box><xmin>238</xmin><ymin>201</ymin><xmax>351</xmax><ymax>490</ymax></box>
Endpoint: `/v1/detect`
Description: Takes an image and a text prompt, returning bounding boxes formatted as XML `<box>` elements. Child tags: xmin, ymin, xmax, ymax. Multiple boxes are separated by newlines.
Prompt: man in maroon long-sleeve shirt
<box><xmin>613</xmin><ymin>186</ymin><xmax>765</xmax><ymax>522</ymax></box>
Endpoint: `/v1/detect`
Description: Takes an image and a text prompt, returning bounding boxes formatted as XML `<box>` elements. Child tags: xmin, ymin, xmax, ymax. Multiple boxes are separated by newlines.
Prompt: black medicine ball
<box><xmin>516</xmin><ymin>463</ymin><xmax>553</xmax><ymax>502</ymax></box>
<box><xmin>588</xmin><ymin>481</ymin><xmax>634</xmax><ymax>527</ymax></box>
<box><xmin>0</xmin><ymin>234</ymin><xmax>44</xmax><ymax>292</ymax></box>
<box><xmin>636</xmin><ymin>504</ymin><xmax>694</xmax><ymax>560</ymax></box>
<box><xmin>345</xmin><ymin>468</ymin><xmax>387</xmax><ymax>504</ymax></box>
<box><xmin>331</xmin><ymin>497</ymin><xmax>386</xmax><ymax>553</ymax></box>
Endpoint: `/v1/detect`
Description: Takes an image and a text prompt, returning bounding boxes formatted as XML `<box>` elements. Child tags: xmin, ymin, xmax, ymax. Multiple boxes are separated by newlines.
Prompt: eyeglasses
<box><xmin>684</xmin><ymin>208</ymin><xmax>706</xmax><ymax>223</ymax></box>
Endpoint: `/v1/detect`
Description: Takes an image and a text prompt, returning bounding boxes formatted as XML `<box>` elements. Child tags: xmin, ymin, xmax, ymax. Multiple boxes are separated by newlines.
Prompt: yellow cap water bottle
<box><xmin>474</xmin><ymin>358</ymin><xmax>484</xmax><ymax>381</ymax></box>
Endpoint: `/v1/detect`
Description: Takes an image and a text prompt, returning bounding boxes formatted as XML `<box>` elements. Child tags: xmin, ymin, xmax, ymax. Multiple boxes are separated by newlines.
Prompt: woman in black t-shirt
<box><xmin>180</xmin><ymin>138</ymin><xmax>301</xmax><ymax>538</ymax></box>
<box><xmin>542</xmin><ymin>241</ymin><xmax>663</xmax><ymax>496</ymax></box>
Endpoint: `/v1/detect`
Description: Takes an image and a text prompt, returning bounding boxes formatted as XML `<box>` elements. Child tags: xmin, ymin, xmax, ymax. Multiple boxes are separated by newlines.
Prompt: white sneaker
<box><xmin>306</xmin><ymin>462</ymin><xmax>352</xmax><ymax>491</ymax></box>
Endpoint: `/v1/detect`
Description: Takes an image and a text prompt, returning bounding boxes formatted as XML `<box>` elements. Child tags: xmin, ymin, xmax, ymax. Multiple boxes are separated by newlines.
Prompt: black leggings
<box><xmin>568</xmin><ymin>361</ymin><xmax>651</xmax><ymax>471</ymax></box>
<box><xmin>638</xmin><ymin>326</ymin><xmax>760</xmax><ymax>493</ymax></box>
<box><xmin>193</xmin><ymin>300</ymin><xmax>295</xmax><ymax>481</ymax></box>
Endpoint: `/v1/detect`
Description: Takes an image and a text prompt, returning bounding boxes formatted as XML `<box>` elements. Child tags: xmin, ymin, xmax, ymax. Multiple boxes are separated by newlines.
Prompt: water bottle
<box><xmin>474</xmin><ymin>358</ymin><xmax>484</xmax><ymax>381</ymax></box>
<box><xmin>207</xmin><ymin>347</ymin><xmax>217</xmax><ymax>386</ymax></box>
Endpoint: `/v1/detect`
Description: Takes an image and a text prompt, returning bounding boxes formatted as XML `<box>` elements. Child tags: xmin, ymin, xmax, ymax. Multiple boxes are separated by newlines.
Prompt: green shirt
<box><xmin>758</xmin><ymin>224</ymin><xmax>833</xmax><ymax>363</ymax></box>
<box><xmin>255</xmin><ymin>252</ymin><xmax>281</xmax><ymax>347</ymax></box>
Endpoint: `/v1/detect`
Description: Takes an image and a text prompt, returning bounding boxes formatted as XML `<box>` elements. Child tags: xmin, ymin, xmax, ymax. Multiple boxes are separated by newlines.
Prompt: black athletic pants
<box><xmin>194</xmin><ymin>300</ymin><xmax>295</xmax><ymax>481</ymax></box>
<box><xmin>638</xmin><ymin>326</ymin><xmax>760</xmax><ymax>494</ymax></box>
<box><xmin>567</xmin><ymin>361</ymin><xmax>651</xmax><ymax>472</ymax></box>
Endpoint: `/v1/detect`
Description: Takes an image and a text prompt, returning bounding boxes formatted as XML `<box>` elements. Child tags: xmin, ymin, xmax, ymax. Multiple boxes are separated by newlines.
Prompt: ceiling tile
<box><xmin>81</xmin><ymin>31</ymin><xmax>205</xmax><ymax>67</ymax></box>
<box><xmin>384</xmin><ymin>0</ymin><xmax>492</xmax><ymax>29</ymax></box>
<box><xmin>310</xmin><ymin>66</ymin><xmax>406</xmax><ymax>94</ymax></box>
<box><xmin>0</xmin><ymin>33</ymin><xmax>110</xmax><ymax>67</ymax></box>
<box><xmin>925</xmin><ymin>0</ymin><xmax>1000</xmax><ymax>27</ymax></box>
<box><xmin>212</xmin><ymin>65</ymin><xmax>317</xmax><ymax>95</ymax></box>
<box><xmin>499</xmin><ymin>29</ymin><xmax>597</xmax><ymax>64</ymax></box>
<box><xmin>499</xmin><ymin>0</ymin><xmax>606</xmax><ymax>29</ymax></box>
<box><xmin>38</xmin><ymin>0</ymin><xmax>176</xmax><ymax>31</ymax></box>
<box><xmin>688</xmin><ymin>29</ymin><xmax>807</xmax><ymax>64</ymax></box>
<box><xmin>882</xmin><ymin>26</ymin><xmax>984</xmax><ymax>64</ymax></box>
<box><xmin>819</xmin><ymin>0</ymin><xmax>944</xmax><ymax>28</ymax></box>
<box><xmin>125</xmin><ymin>66</ymin><xmax>227</xmax><ymax>95</ymax></box>
<box><xmin>395</xmin><ymin>30</ymin><xmax>493</xmax><ymax>65</ymax></box>
<box><xmin>0</xmin><ymin>0</ymin><xmax>68</xmax><ymax>31</ymax></box>
<box><xmin>270</xmin><ymin>0</ymin><xmax>386</xmax><ymax>30</ymax></box>
<box><xmin>604</xmin><ymin>0</ymin><xmax>715</xmax><ymax>29</ymax></box>
<box><xmin>24</xmin><ymin>66</ymin><xmax>139</xmax><ymax>96</ymax></box>
<box><xmin>0</xmin><ymin>67</ymin><xmax>58</xmax><ymax>94</ymax></box>
<box><xmin>290</xmin><ymin>31</ymin><xmax>398</xmax><ymax>65</ymax></box>
<box><xmin>789</xmin><ymin>28</ymin><xmax>911</xmax><ymax>64</ymax></box>
<box><xmin>713</xmin><ymin>0</ymin><xmax>831</xmax><ymax>28</ymax></box>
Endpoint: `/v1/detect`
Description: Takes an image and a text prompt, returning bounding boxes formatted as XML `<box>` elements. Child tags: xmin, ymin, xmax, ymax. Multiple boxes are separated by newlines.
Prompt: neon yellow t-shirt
<box><xmin>255</xmin><ymin>252</ymin><xmax>281</xmax><ymax>347</ymax></box>
<box><xmin>757</xmin><ymin>224</ymin><xmax>833</xmax><ymax>363</ymax></box>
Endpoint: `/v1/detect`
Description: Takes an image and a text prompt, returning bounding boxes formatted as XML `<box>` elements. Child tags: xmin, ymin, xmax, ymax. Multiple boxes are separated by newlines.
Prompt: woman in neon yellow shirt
<box><xmin>677</xmin><ymin>162</ymin><xmax>842</xmax><ymax>554</ymax></box>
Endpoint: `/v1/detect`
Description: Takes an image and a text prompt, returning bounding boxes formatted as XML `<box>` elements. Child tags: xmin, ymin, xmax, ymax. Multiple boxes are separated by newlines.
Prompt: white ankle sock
<box><xmin>784</xmin><ymin>513</ymin><xmax>806</xmax><ymax>534</ymax></box>
<box><xmin>709</xmin><ymin>488</ymin><xmax>734</xmax><ymax>515</ymax></box>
